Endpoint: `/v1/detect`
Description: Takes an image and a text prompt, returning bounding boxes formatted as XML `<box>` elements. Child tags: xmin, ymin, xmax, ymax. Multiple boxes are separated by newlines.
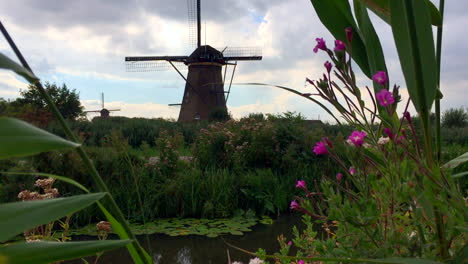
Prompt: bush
<box><xmin>442</xmin><ymin>107</ymin><xmax>468</xmax><ymax>128</ymax></box>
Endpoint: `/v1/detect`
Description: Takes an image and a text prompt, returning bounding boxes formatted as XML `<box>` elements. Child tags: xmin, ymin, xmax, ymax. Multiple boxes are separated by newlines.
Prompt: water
<box><xmin>68</xmin><ymin>214</ymin><xmax>303</xmax><ymax>264</ymax></box>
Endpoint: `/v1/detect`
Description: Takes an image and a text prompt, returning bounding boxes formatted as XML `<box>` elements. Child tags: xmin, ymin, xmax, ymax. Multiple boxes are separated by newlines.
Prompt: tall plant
<box><xmin>232</xmin><ymin>0</ymin><xmax>466</xmax><ymax>263</ymax></box>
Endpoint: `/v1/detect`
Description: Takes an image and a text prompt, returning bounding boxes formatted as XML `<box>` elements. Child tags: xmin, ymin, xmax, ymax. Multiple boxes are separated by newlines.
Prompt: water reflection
<box><xmin>67</xmin><ymin>214</ymin><xmax>303</xmax><ymax>264</ymax></box>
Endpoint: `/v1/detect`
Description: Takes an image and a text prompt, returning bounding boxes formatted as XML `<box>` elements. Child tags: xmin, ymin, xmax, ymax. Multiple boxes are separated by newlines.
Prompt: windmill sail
<box><xmin>124</xmin><ymin>0</ymin><xmax>262</xmax><ymax>122</ymax></box>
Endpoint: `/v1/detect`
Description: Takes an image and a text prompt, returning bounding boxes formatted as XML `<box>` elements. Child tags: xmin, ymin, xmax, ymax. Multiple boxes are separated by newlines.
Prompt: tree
<box><xmin>442</xmin><ymin>107</ymin><xmax>468</xmax><ymax>128</ymax></box>
<box><xmin>13</xmin><ymin>82</ymin><xmax>84</xmax><ymax>120</ymax></box>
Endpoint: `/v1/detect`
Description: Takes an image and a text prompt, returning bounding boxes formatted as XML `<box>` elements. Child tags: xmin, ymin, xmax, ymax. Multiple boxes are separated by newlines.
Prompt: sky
<box><xmin>0</xmin><ymin>0</ymin><xmax>466</xmax><ymax>122</ymax></box>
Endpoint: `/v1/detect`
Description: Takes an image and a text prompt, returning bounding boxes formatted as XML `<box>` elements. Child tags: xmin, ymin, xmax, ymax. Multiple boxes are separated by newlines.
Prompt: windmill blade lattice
<box><xmin>125</xmin><ymin>60</ymin><xmax>188</xmax><ymax>72</ymax></box>
<box><xmin>187</xmin><ymin>0</ymin><xmax>198</xmax><ymax>48</ymax></box>
<box><xmin>218</xmin><ymin>47</ymin><xmax>262</xmax><ymax>60</ymax></box>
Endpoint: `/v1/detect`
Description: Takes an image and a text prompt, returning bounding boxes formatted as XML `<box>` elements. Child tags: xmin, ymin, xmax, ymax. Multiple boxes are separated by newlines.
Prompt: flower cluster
<box><xmin>18</xmin><ymin>178</ymin><xmax>59</xmax><ymax>201</ymax></box>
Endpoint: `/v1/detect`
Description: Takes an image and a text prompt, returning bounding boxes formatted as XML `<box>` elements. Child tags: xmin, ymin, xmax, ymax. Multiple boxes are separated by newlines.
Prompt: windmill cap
<box><xmin>187</xmin><ymin>45</ymin><xmax>225</xmax><ymax>64</ymax></box>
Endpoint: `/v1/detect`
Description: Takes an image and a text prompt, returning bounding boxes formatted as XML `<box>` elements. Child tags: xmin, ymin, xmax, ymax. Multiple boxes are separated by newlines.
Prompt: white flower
<box><xmin>378</xmin><ymin>137</ymin><xmax>390</xmax><ymax>145</ymax></box>
<box><xmin>232</xmin><ymin>262</ymin><xmax>243</xmax><ymax>264</ymax></box>
<box><xmin>363</xmin><ymin>143</ymin><xmax>372</xmax><ymax>148</ymax></box>
<box><xmin>249</xmin><ymin>258</ymin><xmax>264</xmax><ymax>264</ymax></box>
<box><xmin>345</xmin><ymin>139</ymin><xmax>353</xmax><ymax>145</ymax></box>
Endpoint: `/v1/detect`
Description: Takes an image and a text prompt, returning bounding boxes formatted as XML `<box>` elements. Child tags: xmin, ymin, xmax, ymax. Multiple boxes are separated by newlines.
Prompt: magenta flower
<box><xmin>383</xmin><ymin>128</ymin><xmax>395</xmax><ymax>140</ymax></box>
<box><xmin>296</xmin><ymin>180</ymin><xmax>306</xmax><ymax>189</ymax></box>
<box><xmin>298</xmin><ymin>260</ymin><xmax>305</xmax><ymax>264</ymax></box>
<box><xmin>290</xmin><ymin>200</ymin><xmax>300</xmax><ymax>210</ymax></box>
<box><xmin>334</xmin><ymin>40</ymin><xmax>346</xmax><ymax>51</ymax></box>
<box><xmin>313</xmin><ymin>141</ymin><xmax>328</xmax><ymax>155</ymax></box>
<box><xmin>345</xmin><ymin>27</ymin><xmax>353</xmax><ymax>43</ymax></box>
<box><xmin>324</xmin><ymin>61</ymin><xmax>332</xmax><ymax>73</ymax></box>
<box><xmin>376</xmin><ymin>89</ymin><xmax>395</xmax><ymax>107</ymax></box>
<box><xmin>336</xmin><ymin>173</ymin><xmax>343</xmax><ymax>183</ymax></box>
<box><xmin>313</xmin><ymin>38</ymin><xmax>327</xmax><ymax>53</ymax></box>
<box><xmin>287</xmin><ymin>241</ymin><xmax>293</xmax><ymax>246</ymax></box>
<box><xmin>372</xmin><ymin>71</ymin><xmax>388</xmax><ymax>86</ymax></box>
<box><xmin>348</xmin><ymin>131</ymin><xmax>367</xmax><ymax>147</ymax></box>
<box><xmin>322</xmin><ymin>137</ymin><xmax>333</xmax><ymax>148</ymax></box>
<box><xmin>403</xmin><ymin>111</ymin><xmax>412</xmax><ymax>123</ymax></box>
<box><xmin>349</xmin><ymin>167</ymin><xmax>356</xmax><ymax>175</ymax></box>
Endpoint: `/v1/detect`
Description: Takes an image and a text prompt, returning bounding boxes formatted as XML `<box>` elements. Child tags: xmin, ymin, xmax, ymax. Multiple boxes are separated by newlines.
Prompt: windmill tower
<box><xmin>84</xmin><ymin>93</ymin><xmax>120</xmax><ymax>118</ymax></box>
<box><xmin>125</xmin><ymin>0</ymin><xmax>262</xmax><ymax>122</ymax></box>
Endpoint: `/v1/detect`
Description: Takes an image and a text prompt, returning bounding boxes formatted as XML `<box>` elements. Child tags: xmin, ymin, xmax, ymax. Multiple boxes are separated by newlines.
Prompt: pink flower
<box><xmin>313</xmin><ymin>38</ymin><xmax>327</xmax><ymax>53</ymax></box>
<box><xmin>288</xmin><ymin>241</ymin><xmax>293</xmax><ymax>246</ymax></box>
<box><xmin>383</xmin><ymin>128</ymin><xmax>394</xmax><ymax>140</ymax></box>
<box><xmin>290</xmin><ymin>200</ymin><xmax>300</xmax><ymax>210</ymax></box>
<box><xmin>313</xmin><ymin>141</ymin><xmax>328</xmax><ymax>155</ymax></box>
<box><xmin>324</xmin><ymin>61</ymin><xmax>332</xmax><ymax>73</ymax></box>
<box><xmin>348</xmin><ymin>131</ymin><xmax>367</xmax><ymax>147</ymax></box>
<box><xmin>296</xmin><ymin>180</ymin><xmax>306</xmax><ymax>189</ymax></box>
<box><xmin>349</xmin><ymin>167</ymin><xmax>356</xmax><ymax>175</ymax></box>
<box><xmin>403</xmin><ymin>111</ymin><xmax>412</xmax><ymax>123</ymax></box>
<box><xmin>334</xmin><ymin>40</ymin><xmax>346</xmax><ymax>51</ymax></box>
<box><xmin>345</xmin><ymin>27</ymin><xmax>353</xmax><ymax>43</ymax></box>
<box><xmin>376</xmin><ymin>89</ymin><xmax>394</xmax><ymax>107</ymax></box>
<box><xmin>372</xmin><ymin>71</ymin><xmax>388</xmax><ymax>86</ymax></box>
<box><xmin>336</xmin><ymin>173</ymin><xmax>343</xmax><ymax>183</ymax></box>
<box><xmin>322</xmin><ymin>137</ymin><xmax>333</xmax><ymax>148</ymax></box>
<box><xmin>298</xmin><ymin>260</ymin><xmax>305</xmax><ymax>264</ymax></box>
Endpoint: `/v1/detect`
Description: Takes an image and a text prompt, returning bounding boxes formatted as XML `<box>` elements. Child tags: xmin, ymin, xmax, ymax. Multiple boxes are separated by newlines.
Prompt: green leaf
<box><xmin>0</xmin><ymin>240</ymin><xmax>130</xmax><ymax>264</ymax></box>
<box><xmin>353</xmin><ymin>0</ymin><xmax>387</xmax><ymax>101</ymax></box>
<box><xmin>0</xmin><ymin>53</ymin><xmax>38</xmax><ymax>83</ymax></box>
<box><xmin>97</xmin><ymin>203</ymin><xmax>152</xmax><ymax>264</ymax></box>
<box><xmin>309</xmin><ymin>0</ymin><xmax>371</xmax><ymax>77</ymax></box>
<box><xmin>389</xmin><ymin>0</ymin><xmax>438</xmax><ymax>117</ymax></box>
<box><xmin>0</xmin><ymin>117</ymin><xmax>80</xmax><ymax>159</ymax></box>
<box><xmin>442</xmin><ymin>152</ymin><xmax>468</xmax><ymax>169</ymax></box>
<box><xmin>451</xmin><ymin>171</ymin><xmax>468</xmax><ymax>179</ymax></box>
<box><xmin>0</xmin><ymin>193</ymin><xmax>105</xmax><ymax>242</ymax></box>
<box><xmin>358</xmin><ymin>0</ymin><xmax>442</xmax><ymax>27</ymax></box>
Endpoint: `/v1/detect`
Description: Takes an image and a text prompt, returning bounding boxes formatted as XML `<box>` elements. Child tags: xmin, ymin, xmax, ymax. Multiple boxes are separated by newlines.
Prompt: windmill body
<box><xmin>125</xmin><ymin>0</ymin><xmax>262</xmax><ymax>122</ymax></box>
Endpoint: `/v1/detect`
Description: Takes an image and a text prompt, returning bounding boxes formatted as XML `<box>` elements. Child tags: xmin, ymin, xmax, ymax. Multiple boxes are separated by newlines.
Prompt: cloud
<box><xmin>0</xmin><ymin>71</ymin><xmax>29</xmax><ymax>99</ymax></box>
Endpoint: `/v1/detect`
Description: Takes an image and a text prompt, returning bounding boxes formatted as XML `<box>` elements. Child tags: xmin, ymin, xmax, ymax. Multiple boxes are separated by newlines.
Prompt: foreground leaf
<box><xmin>98</xmin><ymin>204</ymin><xmax>152</xmax><ymax>264</ymax></box>
<box><xmin>358</xmin><ymin>0</ymin><xmax>442</xmax><ymax>26</ymax></box>
<box><xmin>0</xmin><ymin>117</ymin><xmax>80</xmax><ymax>159</ymax></box>
<box><xmin>0</xmin><ymin>53</ymin><xmax>38</xmax><ymax>83</ymax></box>
<box><xmin>0</xmin><ymin>240</ymin><xmax>130</xmax><ymax>264</ymax></box>
<box><xmin>442</xmin><ymin>152</ymin><xmax>468</xmax><ymax>169</ymax></box>
<box><xmin>389</xmin><ymin>0</ymin><xmax>438</xmax><ymax>118</ymax></box>
<box><xmin>1</xmin><ymin>172</ymin><xmax>151</xmax><ymax>264</ymax></box>
<box><xmin>0</xmin><ymin>193</ymin><xmax>105</xmax><ymax>242</ymax></box>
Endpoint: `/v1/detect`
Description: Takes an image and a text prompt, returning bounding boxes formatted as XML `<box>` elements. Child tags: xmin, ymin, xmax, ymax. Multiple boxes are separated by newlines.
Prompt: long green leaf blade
<box><xmin>0</xmin><ymin>193</ymin><xmax>105</xmax><ymax>242</ymax></box>
<box><xmin>0</xmin><ymin>53</ymin><xmax>38</xmax><ymax>83</ymax></box>
<box><xmin>358</xmin><ymin>0</ymin><xmax>442</xmax><ymax>26</ymax></box>
<box><xmin>97</xmin><ymin>204</ymin><xmax>152</xmax><ymax>264</ymax></box>
<box><xmin>389</xmin><ymin>0</ymin><xmax>438</xmax><ymax>116</ymax></box>
<box><xmin>442</xmin><ymin>152</ymin><xmax>468</xmax><ymax>169</ymax></box>
<box><xmin>0</xmin><ymin>240</ymin><xmax>130</xmax><ymax>264</ymax></box>
<box><xmin>0</xmin><ymin>117</ymin><xmax>80</xmax><ymax>159</ymax></box>
<box><xmin>353</xmin><ymin>1</ymin><xmax>387</xmax><ymax>91</ymax></box>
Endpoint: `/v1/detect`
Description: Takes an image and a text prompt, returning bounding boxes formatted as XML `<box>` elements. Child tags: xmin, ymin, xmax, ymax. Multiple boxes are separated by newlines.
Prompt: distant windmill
<box><xmin>125</xmin><ymin>0</ymin><xmax>262</xmax><ymax>122</ymax></box>
<box><xmin>84</xmin><ymin>93</ymin><xmax>120</xmax><ymax>118</ymax></box>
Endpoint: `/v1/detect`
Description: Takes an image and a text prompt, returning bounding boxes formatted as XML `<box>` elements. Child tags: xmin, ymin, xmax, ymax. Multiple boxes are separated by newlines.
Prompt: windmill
<box><xmin>84</xmin><ymin>93</ymin><xmax>120</xmax><ymax>118</ymax></box>
<box><xmin>125</xmin><ymin>0</ymin><xmax>262</xmax><ymax>122</ymax></box>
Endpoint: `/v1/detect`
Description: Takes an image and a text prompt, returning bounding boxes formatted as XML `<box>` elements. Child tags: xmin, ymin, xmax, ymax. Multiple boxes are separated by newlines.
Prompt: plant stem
<box><xmin>435</xmin><ymin>0</ymin><xmax>445</xmax><ymax>162</ymax></box>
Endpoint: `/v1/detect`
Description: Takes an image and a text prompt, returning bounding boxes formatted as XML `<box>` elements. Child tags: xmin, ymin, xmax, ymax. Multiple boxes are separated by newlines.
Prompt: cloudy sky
<box><xmin>0</xmin><ymin>0</ymin><xmax>466</xmax><ymax>121</ymax></box>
